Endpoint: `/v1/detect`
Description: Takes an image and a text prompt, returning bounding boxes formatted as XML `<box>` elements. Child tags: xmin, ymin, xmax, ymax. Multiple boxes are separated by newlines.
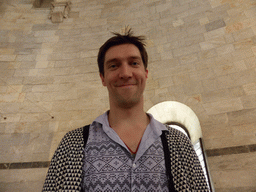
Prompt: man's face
<box><xmin>100</xmin><ymin>44</ymin><xmax>148</xmax><ymax>108</ymax></box>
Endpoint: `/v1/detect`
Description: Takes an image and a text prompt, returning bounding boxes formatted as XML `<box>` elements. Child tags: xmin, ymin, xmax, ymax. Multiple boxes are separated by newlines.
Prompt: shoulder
<box><xmin>62</xmin><ymin>127</ymin><xmax>84</xmax><ymax>140</ymax></box>
<box><xmin>65</xmin><ymin>126</ymin><xmax>84</xmax><ymax>137</ymax></box>
<box><xmin>164</xmin><ymin>124</ymin><xmax>194</xmax><ymax>153</ymax></box>
<box><xmin>165</xmin><ymin>125</ymin><xmax>191</xmax><ymax>143</ymax></box>
<box><xmin>58</xmin><ymin>126</ymin><xmax>86</xmax><ymax>148</ymax></box>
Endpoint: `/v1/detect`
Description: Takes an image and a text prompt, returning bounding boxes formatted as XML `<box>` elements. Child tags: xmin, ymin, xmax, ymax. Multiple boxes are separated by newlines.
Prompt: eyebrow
<box><xmin>105</xmin><ymin>58</ymin><xmax>119</xmax><ymax>65</ymax></box>
<box><xmin>105</xmin><ymin>56</ymin><xmax>142</xmax><ymax>65</ymax></box>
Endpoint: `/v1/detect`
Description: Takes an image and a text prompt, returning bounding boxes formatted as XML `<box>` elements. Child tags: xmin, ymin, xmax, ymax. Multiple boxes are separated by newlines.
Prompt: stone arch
<box><xmin>147</xmin><ymin>101</ymin><xmax>202</xmax><ymax>144</ymax></box>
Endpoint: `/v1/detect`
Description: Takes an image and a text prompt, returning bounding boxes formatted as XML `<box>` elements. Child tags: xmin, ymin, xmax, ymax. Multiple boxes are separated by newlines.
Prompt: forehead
<box><xmin>104</xmin><ymin>44</ymin><xmax>142</xmax><ymax>63</ymax></box>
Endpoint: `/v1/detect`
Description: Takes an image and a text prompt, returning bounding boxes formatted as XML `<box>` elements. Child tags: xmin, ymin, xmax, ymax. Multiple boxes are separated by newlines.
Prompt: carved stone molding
<box><xmin>49</xmin><ymin>1</ymin><xmax>71</xmax><ymax>23</ymax></box>
<box><xmin>34</xmin><ymin>0</ymin><xmax>43</xmax><ymax>8</ymax></box>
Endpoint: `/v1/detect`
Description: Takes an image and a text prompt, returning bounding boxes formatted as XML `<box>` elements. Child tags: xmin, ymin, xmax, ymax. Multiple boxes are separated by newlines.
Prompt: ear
<box><xmin>145</xmin><ymin>69</ymin><xmax>148</xmax><ymax>79</ymax></box>
<box><xmin>100</xmin><ymin>73</ymin><xmax>106</xmax><ymax>86</ymax></box>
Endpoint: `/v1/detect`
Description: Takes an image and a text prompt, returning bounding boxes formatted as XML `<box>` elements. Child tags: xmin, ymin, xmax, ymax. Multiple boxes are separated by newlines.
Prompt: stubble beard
<box><xmin>112</xmin><ymin>89</ymin><xmax>143</xmax><ymax>109</ymax></box>
<box><xmin>117</xmin><ymin>95</ymin><xmax>141</xmax><ymax>109</ymax></box>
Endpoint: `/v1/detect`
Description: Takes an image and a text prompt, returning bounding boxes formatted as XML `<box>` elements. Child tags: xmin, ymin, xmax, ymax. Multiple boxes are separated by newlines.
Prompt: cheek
<box><xmin>139</xmin><ymin>71</ymin><xmax>148</xmax><ymax>80</ymax></box>
<box><xmin>103</xmin><ymin>74</ymin><xmax>117</xmax><ymax>86</ymax></box>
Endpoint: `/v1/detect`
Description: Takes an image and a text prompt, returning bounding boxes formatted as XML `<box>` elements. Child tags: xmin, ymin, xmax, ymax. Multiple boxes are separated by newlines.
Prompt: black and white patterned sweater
<box><xmin>42</xmin><ymin>125</ymin><xmax>209</xmax><ymax>192</ymax></box>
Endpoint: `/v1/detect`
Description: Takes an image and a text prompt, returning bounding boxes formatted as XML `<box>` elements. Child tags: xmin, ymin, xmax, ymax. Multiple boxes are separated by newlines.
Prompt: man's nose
<box><xmin>119</xmin><ymin>63</ymin><xmax>132</xmax><ymax>79</ymax></box>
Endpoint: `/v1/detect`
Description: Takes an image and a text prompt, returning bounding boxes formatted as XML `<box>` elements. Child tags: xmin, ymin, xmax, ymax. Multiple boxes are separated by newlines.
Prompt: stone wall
<box><xmin>0</xmin><ymin>0</ymin><xmax>256</xmax><ymax>191</ymax></box>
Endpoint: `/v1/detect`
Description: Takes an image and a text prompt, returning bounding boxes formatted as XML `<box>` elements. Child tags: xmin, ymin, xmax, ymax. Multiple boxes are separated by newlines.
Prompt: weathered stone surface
<box><xmin>173</xmin><ymin>44</ymin><xmax>201</xmax><ymax>57</ymax></box>
<box><xmin>200</xmin><ymin>36</ymin><xmax>226</xmax><ymax>50</ymax></box>
<box><xmin>228</xmin><ymin>108</ymin><xmax>256</xmax><ymax>126</ymax></box>
<box><xmin>231</xmin><ymin>122</ymin><xmax>256</xmax><ymax>137</ymax></box>
<box><xmin>208</xmin><ymin>152</ymin><xmax>256</xmax><ymax>188</ymax></box>
<box><xmin>202</xmin><ymin>86</ymin><xmax>245</xmax><ymax>103</ymax></box>
<box><xmin>205</xmin><ymin>19</ymin><xmax>226</xmax><ymax>32</ymax></box>
<box><xmin>32</xmin><ymin>24</ymin><xmax>59</xmax><ymax>31</ymax></box>
<box><xmin>0</xmin><ymin>169</ymin><xmax>47</xmax><ymax>192</ymax></box>
<box><xmin>233</xmin><ymin>28</ymin><xmax>255</xmax><ymax>42</ymax></box>
<box><xmin>203</xmin><ymin>98</ymin><xmax>244</xmax><ymax>115</ymax></box>
<box><xmin>241</xmin><ymin>95</ymin><xmax>256</xmax><ymax>109</ymax></box>
<box><xmin>0</xmin><ymin>55</ymin><xmax>16</xmax><ymax>61</ymax></box>
<box><xmin>243</xmin><ymin>83</ymin><xmax>256</xmax><ymax>95</ymax></box>
<box><xmin>23</xmin><ymin>76</ymin><xmax>54</xmax><ymax>85</ymax></box>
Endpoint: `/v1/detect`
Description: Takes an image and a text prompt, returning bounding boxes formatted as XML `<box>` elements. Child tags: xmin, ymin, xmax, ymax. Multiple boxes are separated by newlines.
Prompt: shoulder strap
<box><xmin>83</xmin><ymin>125</ymin><xmax>90</xmax><ymax>148</ymax></box>
<box><xmin>161</xmin><ymin>130</ymin><xmax>177</xmax><ymax>192</ymax></box>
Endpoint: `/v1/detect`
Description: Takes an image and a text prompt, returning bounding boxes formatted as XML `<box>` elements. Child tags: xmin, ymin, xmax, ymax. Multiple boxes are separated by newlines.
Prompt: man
<box><xmin>43</xmin><ymin>29</ymin><xmax>209</xmax><ymax>192</ymax></box>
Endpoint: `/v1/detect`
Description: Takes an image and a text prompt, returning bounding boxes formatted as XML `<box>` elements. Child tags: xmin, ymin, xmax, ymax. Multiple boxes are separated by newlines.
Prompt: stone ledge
<box><xmin>206</xmin><ymin>144</ymin><xmax>256</xmax><ymax>157</ymax></box>
<box><xmin>0</xmin><ymin>161</ymin><xmax>50</xmax><ymax>169</ymax></box>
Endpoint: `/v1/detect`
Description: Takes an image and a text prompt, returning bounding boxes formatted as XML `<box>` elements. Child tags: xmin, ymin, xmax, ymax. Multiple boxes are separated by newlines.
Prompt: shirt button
<box><xmin>133</xmin><ymin>163</ymin><xmax>136</xmax><ymax>168</ymax></box>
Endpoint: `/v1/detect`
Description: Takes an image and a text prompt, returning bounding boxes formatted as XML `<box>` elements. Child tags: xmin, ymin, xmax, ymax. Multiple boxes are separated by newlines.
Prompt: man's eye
<box><xmin>109</xmin><ymin>64</ymin><xmax>117</xmax><ymax>68</ymax></box>
<box><xmin>132</xmin><ymin>62</ymin><xmax>138</xmax><ymax>66</ymax></box>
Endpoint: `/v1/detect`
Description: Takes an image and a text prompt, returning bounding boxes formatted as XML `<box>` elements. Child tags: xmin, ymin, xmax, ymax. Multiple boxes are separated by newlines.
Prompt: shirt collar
<box><xmin>92</xmin><ymin>111</ymin><xmax>167</xmax><ymax>134</ymax></box>
<box><xmin>92</xmin><ymin>111</ymin><xmax>110</xmax><ymax>127</ymax></box>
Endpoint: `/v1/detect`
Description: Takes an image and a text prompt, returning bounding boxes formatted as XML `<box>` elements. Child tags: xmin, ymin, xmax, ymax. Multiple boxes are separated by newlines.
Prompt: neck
<box><xmin>108</xmin><ymin>99</ymin><xmax>149</xmax><ymax>131</ymax></box>
<box><xmin>108</xmin><ymin>99</ymin><xmax>150</xmax><ymax>153</ymax></box>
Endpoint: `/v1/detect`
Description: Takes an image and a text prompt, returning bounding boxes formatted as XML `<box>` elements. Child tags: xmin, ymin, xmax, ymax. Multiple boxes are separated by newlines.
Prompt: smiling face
<box><xmin>100</xmin><ymin>44</ymin><xmax>148</xmax><ymax>109</ymax></box>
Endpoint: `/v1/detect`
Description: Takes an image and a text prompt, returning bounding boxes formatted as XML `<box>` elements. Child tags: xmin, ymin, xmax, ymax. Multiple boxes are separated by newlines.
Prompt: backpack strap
<box><xmin>161</xmin><ymin>130</ymin><xmax>177</xmax><ymax>192</ymax></box>
<box><xmin>83</xmin><ymin>125</ymin><xmax>90</xmax><ymax>148</ymax></box>
<box><xmin>81</xmin><ymin>125</ymin><xmax>90</xmax><ymax>191</ymax></box>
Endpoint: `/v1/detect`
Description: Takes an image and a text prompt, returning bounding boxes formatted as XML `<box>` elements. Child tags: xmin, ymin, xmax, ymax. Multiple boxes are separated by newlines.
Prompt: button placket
<box><xmin>131</xmin><ymin>160</ymin><xmax>137</xmax><ymax>191</ymax></box>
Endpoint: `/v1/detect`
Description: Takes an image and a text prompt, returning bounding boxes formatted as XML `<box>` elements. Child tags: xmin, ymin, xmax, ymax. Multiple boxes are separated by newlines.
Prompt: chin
<box><xmin>117</xmin><ymin>98</ymin><xmax>141</xmax><ymax>109</ymax></box>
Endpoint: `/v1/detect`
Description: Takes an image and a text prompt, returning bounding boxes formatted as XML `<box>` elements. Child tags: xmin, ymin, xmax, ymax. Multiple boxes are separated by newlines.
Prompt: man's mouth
<box><xmin>116</xmin><ymin>82</ymin><xmax>136</xmax><ymax>87</ymax></box>
<box><xmin>118</xmin><ymin>84</ymin><xmax>135</xmax><ymax>88</ymax></box>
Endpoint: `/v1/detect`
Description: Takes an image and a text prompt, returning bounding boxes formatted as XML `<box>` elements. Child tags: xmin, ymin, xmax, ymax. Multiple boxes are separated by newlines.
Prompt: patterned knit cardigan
<box><xmin>42</xmin><ymin>125</ymin><xmax>209</xmax><ymax>192</ymax></box>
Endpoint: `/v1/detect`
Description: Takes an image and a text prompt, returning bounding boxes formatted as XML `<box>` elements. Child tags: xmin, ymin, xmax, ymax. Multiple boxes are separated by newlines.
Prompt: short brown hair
<box><xmin>97</xmin><ymin>29</ymin><xmax>148</xmax><ymax>76</ymax></box>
